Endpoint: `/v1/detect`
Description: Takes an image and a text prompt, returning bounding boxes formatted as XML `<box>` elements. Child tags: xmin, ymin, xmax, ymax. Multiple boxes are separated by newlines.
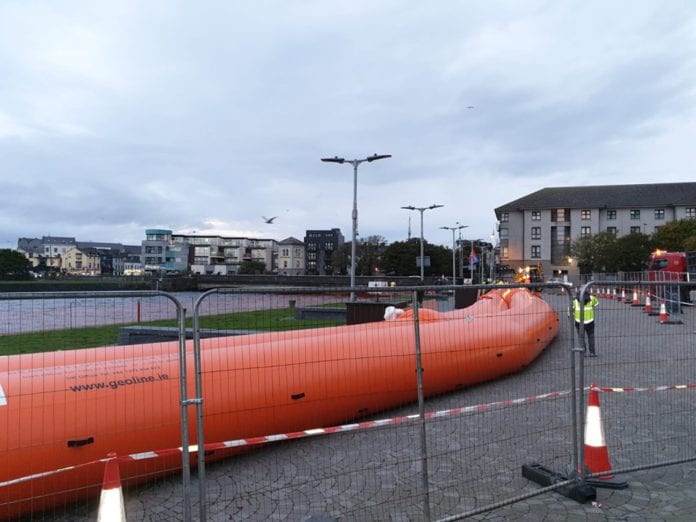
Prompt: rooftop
<box><xmin>495</xmin><ymin>182</ymin><xmax>696</xmax><ymax>215</ymax></box>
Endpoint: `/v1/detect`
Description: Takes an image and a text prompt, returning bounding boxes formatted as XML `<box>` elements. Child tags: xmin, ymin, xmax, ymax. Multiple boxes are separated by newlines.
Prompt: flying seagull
<box><xmin>262</xmin><ymin>216</ymin><xmax>278</xmax><ymax>224</ymax></box>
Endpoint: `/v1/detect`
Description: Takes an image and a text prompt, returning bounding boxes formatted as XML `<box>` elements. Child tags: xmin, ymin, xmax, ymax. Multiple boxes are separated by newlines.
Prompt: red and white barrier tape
<box><xmin>590</xmin><ymin>383</ymin><xmax>696</xmax><ymax>394</ymax></box>
<box><xmin>3</xmin><ymin>383</ymin><xmax>694</xmax><ymax>488</ymax></box>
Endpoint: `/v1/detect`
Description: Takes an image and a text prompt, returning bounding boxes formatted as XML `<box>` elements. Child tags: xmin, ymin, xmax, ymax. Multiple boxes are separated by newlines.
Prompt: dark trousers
<box><xmin>575</xmin><ymin>321</ymin><xmax>596</xmax><ymax>354</ymax></box>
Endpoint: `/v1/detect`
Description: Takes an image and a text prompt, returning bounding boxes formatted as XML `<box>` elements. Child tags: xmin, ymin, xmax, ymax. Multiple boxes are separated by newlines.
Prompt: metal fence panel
<box><xmin>2</xmin><ymin>282</ymin><xmax>695</xmax><ymax>520</ymax></box>
<box><xmin>0</xmin><ymin>291</ymin><xmax>190</xmax><ymax>521</ymax></box>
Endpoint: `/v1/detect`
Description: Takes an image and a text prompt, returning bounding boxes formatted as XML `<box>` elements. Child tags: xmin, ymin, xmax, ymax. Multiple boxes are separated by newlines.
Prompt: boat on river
<box><xmin>0</xmin><ymin>288</ymin><xmax>558</xmax><ymax>518</ymax></box>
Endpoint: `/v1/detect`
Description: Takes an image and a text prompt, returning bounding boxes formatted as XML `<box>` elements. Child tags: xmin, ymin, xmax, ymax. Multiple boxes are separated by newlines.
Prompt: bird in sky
<box><xmin>262</xmin><ymin>216</ymin><xmax>278</xmax><ymax>224</ymax></box>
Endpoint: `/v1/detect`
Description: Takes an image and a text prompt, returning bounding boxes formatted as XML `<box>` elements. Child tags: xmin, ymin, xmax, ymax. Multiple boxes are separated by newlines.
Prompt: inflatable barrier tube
<box><xmin>0</xmin><ymin>288</ymin><xmax>558</xmax><ymax>518</ymax></box>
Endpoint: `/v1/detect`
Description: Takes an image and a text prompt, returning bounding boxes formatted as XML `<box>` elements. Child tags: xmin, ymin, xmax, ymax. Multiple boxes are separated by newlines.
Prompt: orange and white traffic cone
<box><xmin>620</xmin><ymin>289</ymin><xmax>627</xmax><ymax>303</ymax></box>
<box><xmin>584</xmin><ymin>385</ymin><xmax>628</xmax><ymax>489</ymax></box>
<box><xmin>612</xmin><ymin>288</ymin><xmax>617</xmax><ymax>300</ymax></box>
<box><xmin>659</xmin><ymin>301</ymin><xmax>669</xmax><ymax>324</ymax></box>
<box><xmin>97</xmin><ymin>453</ymin><xmax>126</xmax><ymax>522</ymax></box>
<box><xmin>631</xmin><ymin>289</ymin><xmax>640</xmax><ymax>306</ymax></box>
<box><xmin>643</xmin><ymin>294</ymin><xmax>652</xmax><ymax>314</ymax></box>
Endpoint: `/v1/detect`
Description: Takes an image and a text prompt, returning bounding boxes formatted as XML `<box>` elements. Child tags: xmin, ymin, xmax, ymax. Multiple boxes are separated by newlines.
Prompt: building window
<box><xmin>630</xmin><ymin>226</ymin><xmax>641</xmax><ymax>234</ymax></box>
<box><xmin>551</xmin><ymin>208</ymin><xmax>569</xmax><ymax>222</ymax></box>
<box><xmin>654</xmin><ymin>208</ymin><xmax>665</xmax><ymax>220</ymax></box>
<box><xmin>580</xmin><ymin>226</ymin><xmax>591</xmax><ymax>238</ymax></box>
<box><xmin>607</xmin><ymin>210</ymin><xmax>617</xmax><ymax>220</ymax></box>
<box><xmin>531</xmin><ymin>245</ymin><xmax>541</xmax><ymax>258</ymax></box>
<box><xmin>282</xmin><ymin>248</ymin><xmax>289</xmax><ymax>256</ymax></box>
<box><xmin>501</xmin><ymin>246</ymin><xmax>508</xmax><ymax>259</ymax></box>
<box><xmin>607</xmin><ymin>226</ymin><xmax>617</xmax><ymax>235</ymax></box>
<box><xmin>531</xmin><ymin>227</ymin><xmax>541</xmax><ymax>240</ymax></box>
<box><xmin>581</xmin><ymin>210</ymin><xmax>591</xmax><ymax>220</ymax></box>
<box><xmin>499</xmin><ymin>228</ymin><xmax>509</xmax><ymax>240</ymax></box>
<box><xmin>686</xmin><ymin>207</ymin><xmax>696</xmax><ymax>218</ymax></box>
<box><xmin>630</xmin><ymin>209</ymin><xmax>640</xmax><ymax>220</ymax></box>
<box><xmin>500</xmin><ymin>212</ymin><xmax>509</xmax><ymax>222</ymax></box>
<box><xmin>531</xmin><ymin>210</ymin><xmax>541</xmax><ymax>221</ymax></box>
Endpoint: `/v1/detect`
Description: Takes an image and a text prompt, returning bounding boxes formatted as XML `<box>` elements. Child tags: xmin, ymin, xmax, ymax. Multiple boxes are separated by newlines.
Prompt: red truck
<box><xmin>647</xmin><ymin>250</ymin><xmax>696</xmax><ymax>303</ymax></box>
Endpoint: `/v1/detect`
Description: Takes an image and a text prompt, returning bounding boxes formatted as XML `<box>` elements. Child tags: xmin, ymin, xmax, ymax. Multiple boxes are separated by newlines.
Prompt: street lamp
<box><xmin>321</xmin><ymin>153</ymin><xmax>391</xmax><ymax>301</ymax></box>
<box><xmin>441</xmin><ymin>223</ymin><xmax>468</xmax><ymax>284</ymax></box>
<box><xmin>401</xmin><ymin>204</ymin><xmax>444</xmax><ymax>280</ymax></box>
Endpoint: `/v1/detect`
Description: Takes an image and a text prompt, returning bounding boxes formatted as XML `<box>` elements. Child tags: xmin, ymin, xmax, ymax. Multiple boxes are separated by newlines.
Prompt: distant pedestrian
<box><xmin>572</xmin><ymin>290</ymin><xmax>600</xmax><ymax>357</ymax></box>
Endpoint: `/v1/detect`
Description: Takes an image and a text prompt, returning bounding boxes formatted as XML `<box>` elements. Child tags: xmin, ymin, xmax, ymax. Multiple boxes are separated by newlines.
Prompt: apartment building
<box><xmin>495</xmin><ymin>182</ymin><xmax>696</xmax><ymax>279</ymax></box>
<box><xmin>169</xmin><ymin>233</ymin><xmax>277</xmax><ymax>275</ymax></box>
<box><xmin>141</xmin><ymin>229</ymin><xmax>190</xmax><ymax>273</ymax></box>
<box><xmin>304</xmin><ymin>228</ymin><xmax>344</xmax><ymax>275</ymax></box>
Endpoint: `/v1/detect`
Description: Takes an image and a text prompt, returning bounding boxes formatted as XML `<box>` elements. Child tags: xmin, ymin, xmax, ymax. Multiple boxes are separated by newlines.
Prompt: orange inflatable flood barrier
<box><xmin>0</xmin><ymin>288</ymin><xmax>559</xmax><ymax>518</ymax></box>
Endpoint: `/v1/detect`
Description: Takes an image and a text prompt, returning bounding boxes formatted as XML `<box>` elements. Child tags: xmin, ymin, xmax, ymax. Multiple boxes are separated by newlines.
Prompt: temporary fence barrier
<box><xmin>1</xmin><ymin>281</ymin><xmax>695</xmax><ymax>520</ymax></box>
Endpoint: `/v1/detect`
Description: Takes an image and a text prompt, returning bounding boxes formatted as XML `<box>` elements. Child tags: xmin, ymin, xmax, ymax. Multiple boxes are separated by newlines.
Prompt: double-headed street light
<box><xmin>440</xmin><ymin>223</ymin><xmax>468</xmax><ymax>284</ymax></box>
<box><xmin>321</xmin><ymin>154</ymin><xmax>392</xmax><ymax>301</ymax></box>
<box><xmin>401</xmin><ymin>204</ymin><xmax>444</xmax><ymax>281</ymax></box>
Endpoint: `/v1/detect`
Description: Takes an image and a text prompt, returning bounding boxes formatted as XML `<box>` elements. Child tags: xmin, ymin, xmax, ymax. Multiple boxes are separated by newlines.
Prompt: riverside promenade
<box><xmin>35</xmin><ymin>291</ymin><xmax>696</xmax><ymax>520</ymax></box>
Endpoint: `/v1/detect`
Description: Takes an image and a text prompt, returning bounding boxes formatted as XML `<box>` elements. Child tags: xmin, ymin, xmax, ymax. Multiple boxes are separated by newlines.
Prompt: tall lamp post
<box><xmin>441</xmin><ymin>223</ymin><xmax>468</xmax><ymax>284</ymax></box>
<box><xmin>321</xmin><ymin>153</ymin><xmax>391</xmax><ymax>301</ymax></box>
<box><xmin>401</xmin><ymin>204</ymin><xmax>444</xmax><ymax>280</ymax></box>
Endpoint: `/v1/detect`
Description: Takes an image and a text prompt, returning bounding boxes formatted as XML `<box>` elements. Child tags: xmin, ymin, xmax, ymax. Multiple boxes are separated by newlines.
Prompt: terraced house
<box><xmin>495</xmin><ymin>182</ymin><xmax>696</xmax><ymax>279</ymax></box>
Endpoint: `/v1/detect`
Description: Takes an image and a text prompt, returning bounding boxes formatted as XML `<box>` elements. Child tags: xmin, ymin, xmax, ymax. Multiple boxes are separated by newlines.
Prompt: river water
<box><xmin>0</xmin><ymin>291</ymin><xmax>338</xmax><ymax>335</ymax></box>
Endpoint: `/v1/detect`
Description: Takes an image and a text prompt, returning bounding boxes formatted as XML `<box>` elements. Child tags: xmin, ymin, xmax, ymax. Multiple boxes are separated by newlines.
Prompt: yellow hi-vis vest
<box><xmin>572</xmin><ymin>296</ymin><xmax>599</xmax><ymax>324</ymax></box>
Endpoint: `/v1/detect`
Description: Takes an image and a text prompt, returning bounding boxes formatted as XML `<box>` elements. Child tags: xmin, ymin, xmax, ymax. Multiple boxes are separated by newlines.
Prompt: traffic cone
<box><xmin>658</xmin><ymin>300</ymin><xmax>682</xmax><ymax>324</ymax></box>
<box><xmin>643</xmin><ymin>294</ymin><xmax>652</xmax><ymax>314</ymax></box>
<box><xmin>97</xmin><ymin>453</ymin><xmax>126</xmax><ymax>522</ymax></box>
<box><xmin>584</xmin><ymin>385</ymin><xmax>628</xmax><ymax>489</ymax></box>
<box><xmin>659</xmin><ymin>301</ymin><xmax>669</xmax><ymax>324</ymax></box>
<box><xmin>631</xmin><ymin>290</ymin><xmax>640</xmax><ymax>306</ymax></box>
<box><xmin>620</xmin><ymin>289</ymin><xmax>627</xmax><ymax>303</ymax></box>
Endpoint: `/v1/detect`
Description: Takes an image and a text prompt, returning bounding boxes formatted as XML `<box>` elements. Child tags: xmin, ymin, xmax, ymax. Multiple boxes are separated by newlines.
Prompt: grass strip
<box><xmin>0</xmin><ymin>307</ymin><xmax>346</xmax><ymax>356</ymax></box>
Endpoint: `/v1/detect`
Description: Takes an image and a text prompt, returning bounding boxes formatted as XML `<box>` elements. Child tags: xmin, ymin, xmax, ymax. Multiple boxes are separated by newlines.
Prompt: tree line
<box><xmin>571</xmin><ymin>218</ymin><xmax>696</xmax><ymax>274</ymax></box>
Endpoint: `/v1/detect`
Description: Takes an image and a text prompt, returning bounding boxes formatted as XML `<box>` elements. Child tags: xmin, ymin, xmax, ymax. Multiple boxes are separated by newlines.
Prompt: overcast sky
<box><xmin>2</xmin><ymin>1</ymin><xmax>695</xmax><ymax>250</ymax></box>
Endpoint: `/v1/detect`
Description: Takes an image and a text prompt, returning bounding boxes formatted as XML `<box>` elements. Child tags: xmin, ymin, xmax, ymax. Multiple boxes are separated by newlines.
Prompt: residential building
<box><xmin>304</xmin><ymin>228</ymin><xmax>344</xmax><ymax>275</ymax></box>
<box><xmin>118</xmin><ymin>245</ymin><xmax>144</xmax><ymax>276</ymax></box>
<box><xmin>277</xmin><ymin>237</ymin><xmax>305</xmax><ymax>276</ymax></box>
<box><xmin>18</xmin><ymin>237</ymin><xmax>142</xmax><ymax>275</ymax></box>
<box><xmin>63</xmin><ymin>247</ymin><xmax>102</xmax><ymax>276</ymax></box>
<box><xmin>169</xmin><ymin>234</ymin><xmax>277</xmax><ymax>275</ymax></box>
<box><xmin>141</xmin><ymin>229</ymin><xmax>190</xmax><ymax>274</ymax></box>
<box><xmin>37</xmin><ymin>236</ymin><xmax>76</xmax><ymax>271</ymax></box>
<box><xmin>495</xmin><ymin>182</ymin><xmax>696</xmax><ymax>279</ymax></box>
<box><xmin>16</xmin><ymin>238</ymin><xmax>44</xmax><ymax>268</ymax></box>
<box><xmin>17</xmin><ymin>236</ymin><xmax>76</xmax><ymax>272</ymax></box>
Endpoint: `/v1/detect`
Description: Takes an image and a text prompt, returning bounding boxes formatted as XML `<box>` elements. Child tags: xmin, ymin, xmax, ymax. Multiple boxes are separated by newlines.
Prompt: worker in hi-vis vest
<box><xmin>572</xmin><ymin>289</ymin><xmax>600</xmax><ymax>357</ymax></box>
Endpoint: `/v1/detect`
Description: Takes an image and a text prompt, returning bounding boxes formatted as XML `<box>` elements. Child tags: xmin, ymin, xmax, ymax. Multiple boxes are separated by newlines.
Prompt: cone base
<box><xmin>586</xmin><ymin>473</ymin><xmax>629</xmax><ymax>489</ymax></box>
<box><xmin>522</xmin><ymin>463</ymin><xmax>597</xmax><ymax>503</ymax></box>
